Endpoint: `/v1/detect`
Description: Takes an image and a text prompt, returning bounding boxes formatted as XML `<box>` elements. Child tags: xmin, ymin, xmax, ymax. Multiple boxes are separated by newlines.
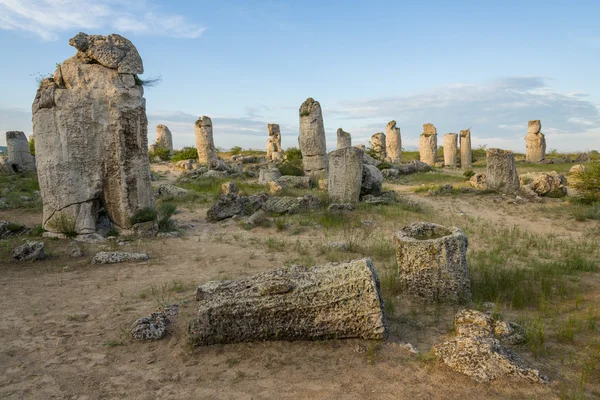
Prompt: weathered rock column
<box><xmin>188</xmin><ymin>258</ymin><xmax>387</xmax><ymax>346</ymax></box>
<box><xmin>32</xmin><ymin>32</ymin><xmax>154</xmax><ymax>235</ymax></box>
<box><xmin>525</xmin><ymin>120</ymin><xmax>546</xmax><ymax>163</ymax></box>
<box><xmin>155</xmin><ymin>124</ymin><xmax>173</xmax><ymax>155</ymax></box>
<box><xmin>443</xmin><ymin>133</ymin><xmax>458</xmax><ymax>168</ymax></box>
<box><xmin>195</xmin><ymin>116</ymin><xmax>219</xmax><ymax>168</ymax></box>
<box><xmin>370</xmin><ymin>132</ymin><xmax>386</xmax><ymax>161</ymax></box>
<box><xmin>299</xmin><ymin>98</ymin><xmax>327</xmax><ymax>179</ymax></box>
<box><xmin>419</xmin><ymin>123</ymin><xmax>437</xmax><ymax>166</ymax></box>
<box><xmin>394</xmin><ymin>222</ymin><xmax>471</xmax><ymax>303</ymax></box>
<box><xmin>6</xmin><ymin>131</ymin><xmax>35</xmax><ymax>172</ymax></box>
<box><xmin>328</xmin><ymin>147</ymin><xmax>363</xmax><ymax>204</ymax></box>
<box><xmin>356</xmin><ymin>144</ymin><xmax>366</xmax><ymax>151</ymax></box>
<box><xmin>266</xmin><ymin>124</ymin><xmax>283</xmax><ymax>161</ymax></box>
<box><xmin>385</xmin><ymin>120</ymin><xmax>401</xmax><ymax>164</ymax></box>
<box><xmin>337</xmin><ymin>128</ymin><xmax>352</xmax><ymax>149</ymax></box>
<box><xmin>486</xmin><ymin>148</ymin><xmax>520</xmax><ymax>193</ymax></box>
<box><xmin>460</xmin><ymin>129</ymin><xmax>472</xmax><ymax>169</ymax></box>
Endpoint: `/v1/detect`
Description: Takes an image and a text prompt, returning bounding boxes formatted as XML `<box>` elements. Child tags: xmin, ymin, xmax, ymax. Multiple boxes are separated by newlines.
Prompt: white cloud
<box><xmin>0</xmin><ymin>0</ymin><xmax>205</xmax><ymax>40</ymax></box>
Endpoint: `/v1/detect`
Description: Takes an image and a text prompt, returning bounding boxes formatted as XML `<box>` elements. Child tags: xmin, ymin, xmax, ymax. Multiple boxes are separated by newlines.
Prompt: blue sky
<box><xmin>1</xmin><ymin>0</ymin><xmax>599</xmax><ymax>152</ymax></box>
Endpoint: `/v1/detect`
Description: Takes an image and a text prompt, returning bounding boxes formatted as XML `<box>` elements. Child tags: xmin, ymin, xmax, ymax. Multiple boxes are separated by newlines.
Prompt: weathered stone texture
<box><xmin>32</xmin><ymin>32</ymin><xmax>154</xmax><ymax>235</ymax></box>
<box><xmin>519</xmin><ymin>171</ymin><xmax>567</xmax><ymax>197</ymax></box>
<box><xmin>266</xmin><ymin>124</ymin><xmax>282</xmax><ymax>161</ymax></box>
<box><xmin>442</xmin><ymin>133</ymin><xmax>458</xmax><ymax>168</ymax></box>
<box><xmin>524</xmin><ymin>120</ymin><xmax>546</xmax><ymax>163</ymax></box>
<box><xmin>258</xmin><ymin>168</ymin><xmax>282</xmax><ymax>185</ymax></box>
<box><xmin>91</xmin><ymin>251</ymin><xmax>150</xmax><ymax>264</ymax></box>
<box><xmin>6</xmin><ymin>131</ymin><xmax>35</xmax><ymax>172</ymax></box>
<box><xmin>419</xmin><ymin>124</ymin><xmax>437</xmax><ymax>165</ymax></box>
<box><xmin>328</xmin><ymin>147</ymin><xmax>363</xmax><ymax>204</ymax></box>
<box><xmin>370</xmin><ymin>132</ymin><xmax>386</xmax><ymax>161</ymax></box>
<box><xmin>361</xmin><ymin>165</ymin><xmax>383</xmax><ymax>198</ymax></box>
<box><xmin>299</xmin><ymin>98</ymin><xmax>327</xmax><ymax>179</ymax></box>
<box><xmin>195</xmin><ymin>116</ymin><xmax>218</xmax><ymax>168</ymax></box>
<box><xmin>385</xmin><ymin>121</ymin><xmax>401</xmax><ymax>163</ymax></box>
<box><xmin>155</xmin><ymin>124</ymin><xmax>173</xmax><ymax>155</ymax></box>
<box><xmin>460</xmin><ymin>129</ymin><xmax>472</xmax><ymax>169</ymax></box>
<box><xmin>394</xmin><ymin>222</ymin><xmax>471</xmax><ymax>303</ymax></box>
<box><xmin>336</xmin><ymin>128</ymin><xmax>352</xmax><ymax>149</ymax></box>
<box><xmin>486</xmin><ymin>149</ymin><xmax>520</xmax><ymax>193</ymax></box>
<box><xmin>188</xmin><ymin>258</ymin><xmax>387</xmax><ymax>346</ymax></box>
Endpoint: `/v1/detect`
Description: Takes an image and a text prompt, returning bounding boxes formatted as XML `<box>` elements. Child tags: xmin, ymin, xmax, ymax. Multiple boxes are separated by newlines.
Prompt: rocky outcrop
<box><xmin>419</xmin><ymin>124</ymin><xmax>437</xmax><ymax>166</ymax></box>
<box><xmin>188</xmin><ymin>258</ymin><xmax>387</xmax><ymax>346</ymax></box>
<box><xmin>336</xmin><ymin>128</ymin><xmax>352</xmax><ymax>149</ymax></box>
<box><xmin>275</xmin><ymin>175</ymin><xmax>311</xmax><ymax>189</ymax></box>
<box><xmin>91</xmin><ymin>251</ymin><xmax>150</xmax><ymax>264</ymax></box>
<box><xmin>370</xmin><ymin>132</ymin><xmax>386</xmax><ymax>161</ymax></box>
<box><xmin>263</xmin><ymin>195</ymin><xmax>321</xmax><ymax>214</ymax></box>
<box><xmin>433</xmin><ymin>309</ymin><xmax>547</xmax><ymax>383</ymax></box>
<box><xmin>266</xmin><ymin>124</ymin><xmax>283</xmax><ymax>161</ymax></box>
<box><xmin>460</xmin><ymin>129</ymin><xmax>472</xmax><ymax>169</ymax></box>
<box><xmin>469</xmin><ymin>173</ymin><xmax>487</xmax><ymax>190</ymax></box>
<box><xmin>299</xmin><ymin>98</ymin><xmax>327</xmax><ymax>179</ymax></box>
<box><xmin>328</xmin><ymin>147</ymin><xmax>363</xmax><ymax>204</ymax></box>
<box><xmin>6</xmin><ymin>131</ymin><xmax>35</xmax><ymax>173</ymax></box>
<box><xmin>12</xmin><ymin>241</ymin><xmax>45</xmax><ymax>261</ymax></box>
<box><xmin>155</xmin><ymin>124</ymin><xmax>173</xmax><ymax>155</ymax></box>
<box><xmin>361</xmin><ymin>165</ymin><xmax>383</xmax><ymax>198</ymax></box>
<box><xmin>486</xmin><ymin>149</ymin><xmax>520</xmax><ymax>193</ymax></box>
<box><xmin>519</xmin><ymin>171</ymin><xmax>567</xmax><ymax>197</ymax></box>
<box><xmin>385</xmin><ymin>121</ymin><xmax>401</xmax><ymax>164</ymax></box>
<box><xmin>394</xmin><ymin>222</ymin><xmax>471</xmax><ymax>303</ymax></box>
<box><xmin>258</xmin><ymin>168</ymin><xmax>282</xmax><ymax>185</ymax></box>
<box><xmin>442</xmin><ymin>133</ymin><xmax>458</xmax><ymax>168</ymax></box>
<box><xmin>32</xmin><ymin>32</ymin><xmax>154</xmax><ymax>236</ymax></box>
<box><xmin>195</xmin><ymin>116</ymin><xmax>218</xmax><ymax>168</ymax></box>
<box><xmin>524</xmin><ymin>120</ymin><xmax>546</xmax><ymax>163</ymax></box>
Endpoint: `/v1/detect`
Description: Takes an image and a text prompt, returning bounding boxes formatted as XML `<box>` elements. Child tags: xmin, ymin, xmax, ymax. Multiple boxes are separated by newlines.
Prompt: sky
<box><xmin>1</xmin><ymin>0</ymin><xmax>599</xmax><ymax>152</ymax></box>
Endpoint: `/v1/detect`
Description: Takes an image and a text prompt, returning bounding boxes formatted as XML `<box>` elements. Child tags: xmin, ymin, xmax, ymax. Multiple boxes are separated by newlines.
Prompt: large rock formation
<box><xmin>299</xmin><ymin>98</ymin><xmax>327</xmax><ymax>179</ymax></box>
<box><xmin>460</xmin><ymin>129</ymin><xmax>472</xmax><ymax>169</ymax></box>
<box><xmin>155</xmin><ymin>124</ymin><xmax>173</xmax><ymax>155</ymax></box>
<box><xmin>188</xmin><ymin>258</ymin><xmax>387</xmax><ymax>346</ymax></box>
<box><xmin>370</xmin><ymin>132</ymin><xmax>386</xmax><ymax>161</ymax></box>
<box><xmin>393</xmin><ymin>222</ymin><xmax>471</xmax><ymax>303</ymax></box>
<box><xmin>519</xmin><ymin>171</ymin><xmax>567</xmax><ymax>197</ymax></box>
<box><xmin>328</xmin><ymin>147</ymin><xmax>363</xmax><ymax>204</ymax></box>
<box><xmin>336</xmin><ymin>128</ymin><xmax>352</xmax><ymax>149</ymax></box>
<box><xmin>32</xmin><ymin>32</ymin><xmax>154</xmax><ymax>235</ymax></box>
<box><xmin>524</xmin><ymin>120</ymin><xmax>546</xmax><ymax>163</ymax></box>
<box><xmin>195</xmin><ymin>116</ymin><xmax>218</xmax><ymax>168</ymax></box>
<box><xmin>361</xmin><ymin>164</ymin><xmax>383</xmax><ymax>197</ymax></box>
<box><xmin>419</xmin><ymin>123</ymin><xmax>437</xmax><ymax>165</ymax></box>
<box><xmin>486</xmin><ymin>149</ymin><xmax>520</xmax><ymax>193</ymax></box>
<box><xmin>266</xmin><ymin>124</ymin><xmax>283</xmax><ymax>161</ymax></box>
<box><xmin>442</xmin><ymin>133</ymin><xmax>458</xmax><ymax>168</ymax></box>
<box><xmin>385</xmin><ymin>120</ymin><xmax>401</xmax><ymax>163</ymax></box>
<box><xmin>6</xmin><ymin>131</ymin><xmax>35</xmax><ymax>172</ymax></box>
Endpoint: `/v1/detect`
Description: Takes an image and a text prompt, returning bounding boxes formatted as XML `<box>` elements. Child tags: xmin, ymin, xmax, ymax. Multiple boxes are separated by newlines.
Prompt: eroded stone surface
<box><xmin>460</xmin><ymin>129</ymin><xmax>472</xmax><ymax>169</ymax></box>
<box><xmin>131</xmin><ymin>312</ymin><xmax>169</xmax><ymax>341</ymax></box>
<box><xmin>195</xmin><ymin>116</ymin><xmax>218</xmax><ymax>168</ymax></box>
<box><xmin>12</xmin><ymin>241</ymin><xmax>45</xmax><ymax>261</ymax></box>
<box><xmin>299</xmin><ymin>98</ymin><xmax>327</xmax><ymax>179</ymax></box>
<box><xmin>91</xmin><ymin>251</ymin><xmax>150</xmax><ymax>264</ymax></box>
<box><xmin>266</xmin><ymin>124</ymin><xmax>282</xmax><ymax>161</ymax></box>
<box><xmin>328</xmin><ymin>147</ymin><xmax>363</xmax><ymax>204</ymax></box>
<box><xmin>361</xmin><ymin>165</ymin><xmax>383</xmax><ymax>198</ymax></box>
<box><xmin>337</xmin><ymin>128</ymin><xmax>352</xmax><ymax>149</ymax></box>
<box><xmin>385</xmin><ymin>121</ymin><xmax>401</xmax><ymax>163</ymax></box>
<box><xmin>6</xmin><ymin>131</ymin><xmax>35</xmax><ymax>173</ymax></box>
<box><xmin>443</xmin><ymin>133</ymin><xmax>458</xmax><ymax>168</ymax></box>
<box><xmin>419</xmin><ymin>124</ymin><xmax>437</xmax><ymax>166</ymax></box>
<box><xmin>486</xmin><ymin>149</ymin><xmax>520</xmax><ymax>193</ymax></box>
<box><xmin>155</xmin><ymin>124</ymin><xmax>173</xmax><ymax>155</ymax></box>
<box><xmin>519</xmin><ymin>171</ymin><xmax>566</xmax><ymax>197</ymax></box>
<box><xmin>370</xmin><ymin>132</ymin><xmax>386</xmax><ymax>161</ymax></box>
<box><xmin>525</xmin><ymin>120</ymin><xmax>546</xmax><ymax>163</ymax></box>
<box><xmin>263</xmin><ymin>195</ymin><xmax>321</xmax><ymax>214</ymax></box>
<box><xmin>69</xmin><ymin>32</ymin><xmax>143</xmax><ymax>74</ymax></box>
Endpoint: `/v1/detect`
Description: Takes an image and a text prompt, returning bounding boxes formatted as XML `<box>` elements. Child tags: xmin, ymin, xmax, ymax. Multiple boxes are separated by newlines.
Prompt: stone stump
<box><xmin>258</xmin><ymin>168</ymin><xmax>282</xmax><ymax>185</ymax></box>
<box><xmin>327</xmin><ymin>147</ymin><xmax>363</xmax><ymax>204</ymax></box>
<box><xmin>486</xmin><ymin>148</ymin><xmax>520</xmax><ymax>193</ymax></box>
<box><xmin>385</xmin><ymin>120</ymin><xmax>401</xmax><ymax>164</ymax></box>
<box><xmin>524</xmin><ymin>120</ymin><xmax>546</xmax><ymax>163</ymax></box>
<box><xmin>195</xmin><ymin>115</ymin><xmax>218</xmax><ymax>168</ymax></box>
<box><xmin>460</xmin><ymin>129</ymin><xmax>472</xmax><ymax>169</ymax></box>
<box><xmin>394</xmin><ymin>222</ymin><xmax>471</xmax><ymax>303</ymax></box>
<box><xmin>443</xmin><ymin>133</ymin><xmax>458</xmax><ymax>168</ymax></box>
<box><xmin>266</xmin><ymin>123</ymin><xmax>282</xmax><ymax>161</ymax></box>
<box><xmin>32</xmin><ymin>32</ymin><xmax>154</xmax><ymax>235</ymax></box>
<box><xmin>370</xmin><ymin>132</ymin><xmax>386</xmax><ymax>161</ymax></box>
<box><xmin>188</xmin><ymin>258</ymin><xmax>387</xmax><ymax>346</ymax></box>
<box><xmin>299</xmin><ymin>98</ymin><xmax>327</xmax><ymax>179</ymax></box>
<box><xmin>337</xmin><ymin>128</ymin><xmax>352</xmax><ymax>149</ymax></box>
<box><xmin>155</xmin><ymin>124</ymin><xmax>173</xmax><ymax>155</ymax></box>
<box><xmin>356</xmin><ymin>144</ymin><xmax>366</xmax><ymax>151</ymax></box>
<box><xmin>419</xmin><ymin>123</ymin><xmax>437</xmax><ymax>166</ymax></box>
<box><xmin>6</xmin><ymin>131</ymin><xmax>35</xmax><ymax>172</ymax></box>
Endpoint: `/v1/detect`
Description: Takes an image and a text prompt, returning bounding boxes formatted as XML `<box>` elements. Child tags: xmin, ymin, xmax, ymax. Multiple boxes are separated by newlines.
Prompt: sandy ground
<box><xmin>1</xmin><ymin>167</ymin><xmax>596</xmax><ymax>399</ymax></box>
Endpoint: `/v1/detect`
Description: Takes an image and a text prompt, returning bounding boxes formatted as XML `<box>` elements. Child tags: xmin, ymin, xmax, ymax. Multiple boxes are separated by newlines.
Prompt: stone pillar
<box><xmin>524</xmin><ymin>120</ymin><xmax>546</xmax><ymax>163</ymax></box>
<box><xmin>385</xmin><ymin>120</ymin><xmax>401</xmax><ymax>164</ymax></box>
<box><xmin>394</xmin><ymin>222</ymin><xmax>471</xmax><ymax>303</ymax></box>
<box><xmin>6</xmin><ymin>131</ymin><xmax>35</xmax><ymax>172</ymax></box>
<box><xmin>419</xmin><ymin>123</ymin><xmax>437</xmax><ymax>166</ymax></box>
<box><xmin>486</xmin><ymin>148</ymin><xmax>520</xmax><ymax>193</ymax></box>
<box><xmin>356</xmin><ymin>144</ymin><xmax>366</xmax><ymax>151</ymax></box>
<box><xmin>442</xmin><ymin>133</ymin><xmax>458</xmax><ymax>168</ymax></box>
<box><xmin>460</xmin><ymin>129</ymin><xmax>472</xmax><ymax>169</ymax></box>
<box><xmin>328</xmin><ymin>147</ymin><xmax>363</xmax><ymax>204</ymax></box>
<box><xmin>266</xmin><ymin>124</ymin><xmax>283</xmax><ymax>161</ymax></box>
<box><xmin>370</xmin><ymin>132</ymin><xmax>386</xmax><ymax>161</ymax></box>
<box><xmin>337</xmin><ymin>128</ymin><xmax>352</xmax><ymax>149</ymax></box>
<box><xmin>195</xmin><ymin>115</ymin><xmax>219</xmax><ymax>168</ymax></box>
<box><xmin>155</xmin><ymin>124</ymin><xmax>173</xmax><ymax>155</ymax></box>
<box><xmin>32</xmin><ymin>33</ymin><xmax>154</xmax><ymax>235</ymax></box>
<box><xmin>299</xmin><ymin>98</ymin><xmax>327</xmax><ymax>179</ymax></box>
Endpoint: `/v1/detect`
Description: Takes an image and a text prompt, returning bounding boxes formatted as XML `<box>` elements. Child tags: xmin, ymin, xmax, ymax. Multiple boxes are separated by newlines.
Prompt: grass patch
<box><xmin>48</xmin><ymin>213</ymin><xmax>77</xmax><ymax>238</ymax></box>
<box><xmin>129</xmin><ymin>207</ymin><xmax>157</xmax><ymax>225</ymax></box>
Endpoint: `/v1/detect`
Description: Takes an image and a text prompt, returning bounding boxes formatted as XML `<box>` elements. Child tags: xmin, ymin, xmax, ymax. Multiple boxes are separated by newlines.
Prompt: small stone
<box><xmin>13</xmin><ymin>241</ymin><xmax>45</xmax><ymax>261</ymax></box>
<box><xmin>131</xmin><ymin>312</ymin><xmax>169</xmax><ymax>341</ymax></box>
<box><xmin>327</xmin><ymin>203</ymin><xmax>355</xmax><ymax>214</ymax></box>
<box><xmin>69</xmin><ymin>247</ymin><xmax>84</xmax><ymax>258</ymax></box>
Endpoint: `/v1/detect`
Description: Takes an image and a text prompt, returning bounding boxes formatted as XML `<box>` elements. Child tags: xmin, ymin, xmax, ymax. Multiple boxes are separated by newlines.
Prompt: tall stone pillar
<box><xmin>155</xmin><ymin>124</ymin><xmax>173</xmax><ymax>155</ymax></box>
<box><xmin>385</xmin><ymin>120</ymin><xmax>401</xmax><ymax>164</ymax></box>
<box><xmin>370</xmin><ymin>132</ymin><xmax>386</xmax><ymax>161</ymax></box>
<box><xmin>419</xmin><ymin>123</ymin><xmax>437</xmax><ymax>166</ymax></box>
<box><xmin>486</xmin><ymin>148</ymin><xmax>520</xmax><ymax>193</ymax></box>
<box><xmin>195</xmin><ymin>116</ymin><xmax>218</xmax><ymax>168</ymax></box>
<box><xmin>328</xmin><ymin>147</ymin><xmax>363</xmax><ymax>204</ymax></box>
<box><xmin>525</xmin><ymin>120</ymin><xmax>546</xmax><ymax>163</ymax></box>
<box><xmin>6</xmin><ymin>131</ymin><xmax>35</xmax><ymax>172</ymax></box>
<box><xmin>443</xmin><ymin>133</ymin><xmax>458</xmax><ymax>168</ymax></box>
<box><xmin>460</xmin><ymin>129</ymin><xmax>472</xmax><ymax>169</ymax></box>
<box><xmin>266</xmin><ymin>124</ymin><xmax>282</xmax><ymax>161</ymax></box>
<box><xmin>337</xmin><ymin>128</ymin><xmax>352</xmax><ymax>149</ymax></box>
<box><xmin>299</xmin><ymin>98</ymin><xmax>327</xmax><ymax>179</ymax></box>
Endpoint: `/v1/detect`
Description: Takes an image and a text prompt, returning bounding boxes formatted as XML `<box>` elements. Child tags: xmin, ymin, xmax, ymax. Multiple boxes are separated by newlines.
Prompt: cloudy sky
<box><xmin>1</xmin><ymin>0</ymin><xmax>599</xmax><ymax>152</ymax></box>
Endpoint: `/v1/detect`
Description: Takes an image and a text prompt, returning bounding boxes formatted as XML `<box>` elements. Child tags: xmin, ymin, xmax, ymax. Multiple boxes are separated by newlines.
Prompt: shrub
<box><xmin>148</xmin><ymin>147</ymin><xmax>171</xmax><ymax>162</ymax></box>
<box><xmin>472</xmin><ymin>145</ymin><xmax>487</xmax><ymax>162</ymax></box>
<box><xmin>230</xmin><ymin>146</ymin><xmax>242</xmax><ymax>155</ymax></box>
<box><xmin>48</xmin><ymin>213</ymin><xmax>77</xmax><ymax>238</ymax></box>
<box><xmin>284</xmin><ymin>147</ymin><xmax>302</xmax><ymax>162</ymax></box>
<box><xmin>129</xmin><ymin>207</ymin><xmax>157</xmax><ymax>225</ymax></box>
<box><xmin>157</xmin><ymin>202</ymin><xmax>177</xmax><ymax>232</ymax></box>
<box><xmin>29</xmin><ymin>137</ymin><xmax>35</xmax><ymax>156</ymax></box>
<box><xmin>278</xmin><ymin>162</ymin><xmax>304</xmax><ymax>176</ymax></box>
<box><xmin>171</xmin><ymin>147</ymin><xmax>198</xmax><ymax>162</ymax></box>
<box><xmin>463</xmin><ymin>169</ymin><xmax>475</xmax><ymax>179</ymax></box>
<box><xmin>376</xmin><ymin>162</ymin><xmax>393</xmax><ymax>170</ymax></box>
<box><xmin>572</xmin><ymin>163</ymin><xmax>600</xmax><ymax>204</ymax></box>
<box><xmin>365</xmin><ymin>147</ymin><xmax>379</xmax><ymax>160</ymax></box>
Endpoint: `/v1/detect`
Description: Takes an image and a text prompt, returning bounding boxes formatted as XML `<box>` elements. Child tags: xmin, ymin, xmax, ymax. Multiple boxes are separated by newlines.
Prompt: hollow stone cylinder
<box><xmin>370</xmin><ymin>132</ymin><xmax>386</xmax><ymax>161</ymax></box>
<box><xmin>337</xmin><ymin>128</ymin><xmax>352</xmax><ymax>149</ymax></box>
<box><xmin>524</xmin><ymin>120</ymin><xmax>546</xmax><ymax>163</ymax></box>
<box><xmin>460</xmin><ymin>129</ymin><xmax>472</xmax><ymax>169</ymax></box>
<box><xmin>394</xmin><ymin>222</ymin><xmax>471</xmax><ymax>303</ymax></box>
<box><xmin>385</xmin><ymin>120</ymin><xmax>401</xmax><ymax>164</ymax></box>
<box><xmin>299</xmin><ymin>98</ymin><xmax>328</xmax><ymax>179</ymax></box>
<box><xmin>443</xmin><ymin>133</ymin><xmax>458</xmax><ymax>167</ymax></box>
<box><xmin>486</xmin><ymin>148</ymin><xmax>520</xmax><ymax>193</ymax></box>
<box><xmin>419</xmin><ymin>124</ymin><xmax>437</xmax><ymax>166</ymax></box>
<box><xmin>328</xmin><ymin>147</ymin><xmax>363</xmax><ymax>204</ymax></box>
<box><xmin>195</xmin><ymin>115</ymin><xmax>218</xmax><ymax>168</ymax></box>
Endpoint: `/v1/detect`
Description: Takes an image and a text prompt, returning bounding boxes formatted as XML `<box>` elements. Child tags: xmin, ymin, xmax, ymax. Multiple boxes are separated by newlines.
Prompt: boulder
<box><xmin>244</xmin><ymin>209</ymin><xmax>268</xmax><ymax>229</ymax></box>
<box><xmin>132</xmin><ymin>220</ymin><xmax>158</xmax><ymax>237</ymax></box>
<box><xmin>363</xmin><ymin>153</ymin><xmax>381</xmax><ymax>167</ymax></box>
<box><xmin>519</xmin><ymin>172</ymin><xmax>567</xmax><ymax>197</ymax></box>
<box><xmin>276</xmin><ymin>175</ymin><xmax>311</xmax><ymax>189</ymax></box>
<box><xmin>188</xmin><ymin>258</ymin><xmax>387</xmax><ymax>346</ymax></box>
<box><xmin>0</xmin><ymin>220</ymin><xmax>26</xmax><ymax>239</ymax></box>
<box><xmin>469</xmin><ymin>173</ymin><xmax>487</xmax><ymax>190</ymax></box>
<box><xmin>202</xmin><ymin>170</ymin><xmax>228</xmax><ymax>179</ymax></box>
<box><xmin>175</xmin><ymin>159</ymin><xmax>198</xmax><ymax>171</ymax></box>
<box><xmin>221</xmin><ymin>182</ymin><xmax>239</xmax><ymax>196</ymax></box>
<box><xmin>327</xmin><ymin>203</ymin><xmax>355</xmax><ymax>214</ymax></box>
<box><xmin>263</xmin><ymin>195</ymin><xmax>321</xmax><ymax>214</ymax></box>
<box><xmin>206</xmin><ymin>194</ymin><xmax>249</xmax><ymax>221</ymax></box>
<box><xmin>12</xmin><ymin>241</ymin><xmax>45</xmax><ymax>261</ymax></box>
<box><xmin>381</xmin><ymin>168</ymin><xmax>399</xmax><ymax>179</ymax></box>
<box><xmin>299</xmin><ymin>98</ymin><xmax>328</xmax><ymax>179</ymax></box>
<box><xmin>362</xmin><ymin>191</ymin><xmax>397</xmax><ymax>205</ymax></box>
<box><xmin>131</xmin><ymin>312</ymin><xmax>170</xmax><ymax>341</ymax></box>
<box><xmin>68</xmin><ymin>32</ymin><xmax>143</xmax><ymax>74</ymax></box>
<box><xmin>569</xmin><ymin>164</ymin><xmax>585</xmax><ymax>176</ymax></box>
<box><xmin>361</xmin><ymin>165</ymin><xmax>383</xmax><ymax>197</ymax></box>
<box><xmin>91</xmin><ymin>251</ymin><xmax>150</xmax><ymax>264</ymax></box>
<box><xmin>385</xmin><ymin>120</ymin><xmax>402</xmax><ymax>163</ymax></box>
<box><xmin>157</xmin><ymin>184</ymin><xmax>190</xmax><ymax>197</ymax></box>
<box><xmin>258</xmin><ymin>168</ymin><xmax>282</xmax><ymax>185</ymax></box>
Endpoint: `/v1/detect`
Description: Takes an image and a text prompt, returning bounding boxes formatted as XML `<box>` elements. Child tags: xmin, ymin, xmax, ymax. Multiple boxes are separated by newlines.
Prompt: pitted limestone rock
<box><xmin>336</xmin><ymin>128</ymin><xmax>352</xmax><ymax>149</ymax></box>
<box><xmin>385</xmin><ymin>121</ymin><xmax>401</xmax><ymax>163</ymax></box>
<box><xmin>419</xmin><ymin>124</ymin><xmax>437</xmax><ymax>166</ymax></box>
<box><xmin>299</xmin><ymin>98</ymin><xmax>328</xmax><ymax>179</ymax></box>
<box><xmin>155</xmin><ymin>124</ymin><xmax>173</xmax><ymax>155</ymax></box>
<box><xmin>131</xmin><ymin>312</ymin><xmax>170</xmax><ymax>341</ymax></box>
<box><xmin>195</xmin><ymin>116</ymin><xmax>219</xmax><ymax>168</ymax></box>
<box><xmin>524</xmin><ymin>120</ymin><xmax>546</xmax><ymax>163</ymax></box>
<box><xmin>460</xmin><ymin>129</ymin><xmax>472</xmax><ymax>169</ymax></box>
<box><xmin>370</xmin><ymin>132</ymin><xmax>386</xmax><ymax>161</ymax></box>
<box><xmin>91</xmin><ymin>251</ymin><xmax>150</xmax><ymax>264</ymax></box>
<box><xmin>12</xmin><ymin>241</ymin><xmax>45</xmax><ymax>261</ymax></box>
<box><xmin>519</xmin><ymin>171</ymin><xmax>567</xmax><ymax>197</ymax></box>
<box><xmin>486</xmin><ymin>149</ymin><xmax>520</xmax><ymax>193</ymax></box>
<box><xmin>361</xmin><ymin>165</ymin><xmax>383</xmax><ymax>198</ymax></box>
<box><xmin>6</xmin><ymin>131</ymin><xmax>35</xmax><ymax>173</ymax></box>
<box><xmin>328</xmin><ymin>147</ymin><xmax>363</xmax><ymax>204</ymax></box>
<box><xmin>443</xmin><ymin>133</ymin><xmax>458</xmax><ymax>168</ymax></box>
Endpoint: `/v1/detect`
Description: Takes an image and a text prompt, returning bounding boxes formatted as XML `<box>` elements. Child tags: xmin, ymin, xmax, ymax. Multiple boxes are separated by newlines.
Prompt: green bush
<box><xmin>376</xmin><ymin>162</ymin><xmax>394</xmax><ymax>170</ymax></box>
<box><xmin>29</xmin><ymin>137</ymin><xmax>35</xmax><ymax>156</ymax></box>
<box><xmin>48</xmin><ymin>213</ymin><xmax>77</xmax><ymax>238</ymax></box>
<box><xmin>278</xmin><ymin>162</ymin><xmax>304</xmax><ymax>176</ymax></box>
<box><xmin>463</xmin><ymin>169</ymin><xmax>475</xmax><ymax>179</ymax></box>
<box><xmin>230</xmin><ymin>146</ymin><xmax>242</xmax><ymax>155</ymax></box>
<box><xmin>284</xmin><ymin>147</ymin><xmax>302</xmax><ymax>162</ymax></box>
<box><xmin>148</xmin><ymin>147</ymin><xmax>171</xmax><ymax>162</ymax></box>
<box><xmin>572</xmin><ymin>164</ymin><xmax>600</xmax><ymax>204</ymax></box>
<box><xmin>157</xmin><ymin>202</ymin><xmax>177</xmax><ymax>232</ymax></box>
<box><xmin>365</xmin><ymin>147</ymin><xmax>379</xmax><ymax>160</ymax></box>
<box><xmin>171</xmin><ymin>147</ymin><xmax>198</xmax><ymax>162</ymax></box>
<box><xmin>129</xmin><ymin>207</ymin><xmax>157</xmax><ymax>225</ymax></box>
